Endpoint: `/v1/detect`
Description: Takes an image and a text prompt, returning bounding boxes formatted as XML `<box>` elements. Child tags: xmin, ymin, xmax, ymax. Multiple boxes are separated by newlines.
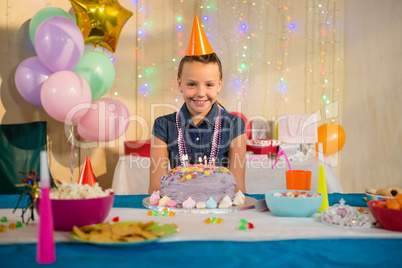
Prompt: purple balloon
<box><xmin>14</xmin><ymin>56</ymin><xmax>53</xmax><ymax>108</ymax></box>
<box><xmin>34</xmin><ymin>17</ymin><xmax>84</xmax><ymax>72</ymax></box>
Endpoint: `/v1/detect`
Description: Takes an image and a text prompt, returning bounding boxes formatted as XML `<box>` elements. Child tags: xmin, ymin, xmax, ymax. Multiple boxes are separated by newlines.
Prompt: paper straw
<box><xmin>271</xmin><ymin>150</ymin><xmax>292</xmax><ymax>172</ymax></box>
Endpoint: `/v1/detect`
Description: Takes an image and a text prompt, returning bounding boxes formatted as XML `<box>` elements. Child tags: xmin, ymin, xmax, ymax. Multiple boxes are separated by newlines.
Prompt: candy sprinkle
<box><xmin>0</xmin><ymin>217</ymin><xmax>7</xmax><ymax>223</ymax></box>
<box><xmin>204</xmin><ymin>217</ymin><xmax>223</xmax><ymax>224</ymax></box>
<box><xmin>9</xmin><ymin>223</ymin><xmax>16</xmax><ymax>229</ymax></box>
<box><xmin>238</xmin><ymin>225</ymin><xmax>247</xmax><ymax>231</ymax></box>
<box><xmin>16</xmin><ymin>221</ymin><xmax>23</xmax><ymax>228</ymax></box>
<box><xmin>0</xmin><ymin>225</ymin><xmax>6</xmax><ymax>232</ymax></box>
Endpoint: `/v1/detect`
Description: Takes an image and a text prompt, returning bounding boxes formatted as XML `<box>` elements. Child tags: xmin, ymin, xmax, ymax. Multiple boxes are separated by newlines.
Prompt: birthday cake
<box><xmin>151</xmin><ymin>164</ymin><xmax>245</xmax><ymax>209</ymax></box>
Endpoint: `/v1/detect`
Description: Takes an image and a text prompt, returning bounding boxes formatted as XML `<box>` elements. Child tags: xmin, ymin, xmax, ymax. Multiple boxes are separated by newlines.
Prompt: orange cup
<box><xmin>286</xmin><ymin>170</ymin><xmax>312</xmax><ymax>191</ymax></box>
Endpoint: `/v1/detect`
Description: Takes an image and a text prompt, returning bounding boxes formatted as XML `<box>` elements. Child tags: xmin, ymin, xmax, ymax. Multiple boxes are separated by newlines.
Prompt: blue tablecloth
<box><xmin>1</xmin><ymin>193</ymin><xmax>401</xmax><ymax>268</ymax></box>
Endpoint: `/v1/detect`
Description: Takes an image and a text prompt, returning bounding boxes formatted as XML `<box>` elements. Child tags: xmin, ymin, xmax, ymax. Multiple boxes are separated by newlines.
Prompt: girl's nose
<box><xmin>197</xmin><ymin>86</ymin><xmax>206</xmax><ymax>97</ymax></box>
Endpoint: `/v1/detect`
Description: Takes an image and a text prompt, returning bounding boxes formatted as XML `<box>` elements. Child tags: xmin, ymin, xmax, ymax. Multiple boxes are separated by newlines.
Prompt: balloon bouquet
<box><xmin>14</xmin><ymin>3</ymin><xmax>133</xmax><ymax>181</ymax></box>
<box><xmin>15</xmin><ymin>3</ymin><xmax>132</xmax><ymax>142</ymax></box>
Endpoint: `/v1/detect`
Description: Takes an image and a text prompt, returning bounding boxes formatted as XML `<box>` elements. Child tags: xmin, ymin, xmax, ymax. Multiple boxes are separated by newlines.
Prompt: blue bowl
<box><xmin>265</xmin><ymin>190</ymin><xmax>322</xmax><ymax>217</ymax></box>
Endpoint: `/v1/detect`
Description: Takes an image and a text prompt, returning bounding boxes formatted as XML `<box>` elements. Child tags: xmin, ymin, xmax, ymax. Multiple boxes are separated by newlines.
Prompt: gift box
<box><xmin>279</xmin><ymin>143</ymin><xmax>302</xmax><ymax>160</ymax></box>
<box><xmin>124</xmin><ymin>140</ymin><xmax>151</xmax><ymax>157</ymax></box>
<box><xmin>250</xmin><ymin>120</ymin><xmax>275</xmax><ymax>140</ymax></box>
<box><xmin>246</xmin><ymin>139</ymin><xmax>281</xmax><ymax>154</ymax></box>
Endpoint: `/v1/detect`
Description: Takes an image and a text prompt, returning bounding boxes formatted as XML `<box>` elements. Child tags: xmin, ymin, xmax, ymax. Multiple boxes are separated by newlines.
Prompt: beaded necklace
<box><xmin>176</xmin><ymin>108</ymin><xmax>221</xmax><ymax>167</ymax></box>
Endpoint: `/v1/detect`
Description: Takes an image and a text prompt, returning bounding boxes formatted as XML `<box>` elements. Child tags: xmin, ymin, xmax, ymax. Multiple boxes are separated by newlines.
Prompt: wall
<box><xmin>342</xmin><ymin>0</ymin><xmax>402</xmax><ymax>192</ymax></box>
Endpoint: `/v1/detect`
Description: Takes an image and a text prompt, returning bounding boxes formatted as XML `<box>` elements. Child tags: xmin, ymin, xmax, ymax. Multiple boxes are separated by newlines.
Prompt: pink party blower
<box><xmin>36</xmin><ymin>151</ymin><xmax>56</xmax><ymax>264</ymax></box>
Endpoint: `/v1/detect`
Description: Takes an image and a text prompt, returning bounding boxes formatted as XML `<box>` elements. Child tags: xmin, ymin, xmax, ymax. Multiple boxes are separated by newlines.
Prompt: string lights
<box><xmin>132</xmin><ymin>0</ymin><xmax>342</xmax><ymax>123</ymax></box>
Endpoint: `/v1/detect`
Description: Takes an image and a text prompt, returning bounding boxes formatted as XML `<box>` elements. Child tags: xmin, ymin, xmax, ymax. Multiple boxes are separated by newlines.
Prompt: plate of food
<box><xmin>70</xmin><ymin>221</ymin><xmax>177</xmax><ymax>246</ymax></box>
<box><xmin>365</xmin><ymin>186</ymin><xmax>401</xmax><ymax>201</ymax></box>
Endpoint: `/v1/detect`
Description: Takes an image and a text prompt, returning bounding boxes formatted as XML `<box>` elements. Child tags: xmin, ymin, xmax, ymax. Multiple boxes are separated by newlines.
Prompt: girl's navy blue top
<box><xmin>151</xmin><ymin>102</ymin><xmax>246</xmax><ymax>168</ymax></box>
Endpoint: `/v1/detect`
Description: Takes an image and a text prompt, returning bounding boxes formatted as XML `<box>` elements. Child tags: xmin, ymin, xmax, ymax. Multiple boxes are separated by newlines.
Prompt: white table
<box><xmin>112</xmin><ymin>154</ymin><xmax>343</xmax><ymax>195</ymax></box>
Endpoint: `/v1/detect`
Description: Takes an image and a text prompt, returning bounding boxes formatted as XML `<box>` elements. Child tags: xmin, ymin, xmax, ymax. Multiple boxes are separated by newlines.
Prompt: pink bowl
<box><xmin>368</xmin><ymin>200</ymin><xmax>402</xmax><ymax>232</ymax></box>
<box><xmin>37</xmin><ymin>193</ymin><xmax>114</xmax><ymax>231</ymax></box>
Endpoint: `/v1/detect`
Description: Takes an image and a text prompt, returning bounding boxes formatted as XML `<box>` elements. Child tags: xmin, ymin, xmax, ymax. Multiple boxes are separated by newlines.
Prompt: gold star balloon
<box><xmin>69</xmin><ymin>0</ymin><xmax>133</xmax><ymax>53</ymax></box>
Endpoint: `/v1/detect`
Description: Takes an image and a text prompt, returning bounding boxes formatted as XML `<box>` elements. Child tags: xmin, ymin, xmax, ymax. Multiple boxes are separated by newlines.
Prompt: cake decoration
<box><xmin>158</xmin><ymin>196</ymin><xmax>171</xmax><ymax>207</ymax></box>
<box><xmin>166</xmin><ymin>200</ymin><xmax>177</xmax><ymax>208</ymax></box>
<box><xmin>160</xmin><ymin>164</ymin><xmax>232</xmax><ymax>182</ymax></box>
<box><xmin>218</xmin><ymin>195</ymin><xmax>233</xmax><ymax>209</ymax></box>
<box><xmin>159</xmin><ymin>163</ymin><xmax>237</xmax><ymax>205</ymax></box>
<box><xmin>182</xmin><ymin>197</ymin><xmax>196</xmax><ymax>209</ymax></box>
<box><xmin>196</xmin><ymin>202</ymin><xmax>206</xmax><ymax>209</ymax></box>
<box><xmin>205</xmin><ymin>197</ymin><xmax>217</xmax><ymax>209</ymax></box>
<box><xmin>150</xmin><ymin>190</ymin><xmax>161</xmax><ymax>205</ymax></box>
<box><xmin>233</xmin><ymin>195</ymin><xmax>245</xmax><ymax>206</ymax></box>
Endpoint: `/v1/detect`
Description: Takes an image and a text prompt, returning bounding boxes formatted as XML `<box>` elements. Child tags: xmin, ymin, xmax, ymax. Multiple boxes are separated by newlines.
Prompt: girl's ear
<box><xmin>177</xmin><ymin>77</ymin><xmax>183</xmax><ymax>93</ymax></box>
<box><xmin>217</xmin><ymin>78</ymin><xmax>223</xmax><ymax>94</ymax></box>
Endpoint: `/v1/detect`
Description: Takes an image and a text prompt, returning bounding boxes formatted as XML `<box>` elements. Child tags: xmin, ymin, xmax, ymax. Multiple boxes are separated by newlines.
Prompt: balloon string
<box><xmin>67</xmin><ymin>124</ymin><xmax>75</xmax><ymax>184</ymax></box>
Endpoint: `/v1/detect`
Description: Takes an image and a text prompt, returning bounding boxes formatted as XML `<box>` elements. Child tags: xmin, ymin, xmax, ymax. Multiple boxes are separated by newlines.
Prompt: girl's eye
<box><xmin>207</xmin><ymin>84</ymin><xmax>214</xmax><ymax>87</ymax></box>
<box><xmin>187</xmin><ymin>83</ymin><xmax>196</xmax><ymax>87</ymax></box>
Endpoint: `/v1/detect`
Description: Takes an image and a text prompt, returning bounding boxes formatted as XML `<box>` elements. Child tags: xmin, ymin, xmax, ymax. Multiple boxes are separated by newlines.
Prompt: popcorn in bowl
<box><xmin>50</xmin><ymin>182</ymin><xmax>113</xmax><ymax>200</ymax></box>
<box><xmin>37</xmin><ymin>182</ymin><xmax>115</xmax><ymax>231</ymax></box>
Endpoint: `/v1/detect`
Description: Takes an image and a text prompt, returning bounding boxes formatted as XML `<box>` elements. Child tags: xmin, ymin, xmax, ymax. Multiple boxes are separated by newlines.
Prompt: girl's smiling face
<box><xmin>177</xmin><ymin>61</ymin><xmax>222</xmax><ymax>123</ymax></box>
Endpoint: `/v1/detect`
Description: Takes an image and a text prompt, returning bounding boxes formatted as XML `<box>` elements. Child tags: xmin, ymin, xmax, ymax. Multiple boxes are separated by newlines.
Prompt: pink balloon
<box><xmin>41</xmin><ymin>71</ymin><xmax>92</xmax><ymax>123</ymax></box>
<box><xmin>14</xmin><ymin>56</ymin><xmax>53</xmax><ymax>108</ymax></box>
<box><xmin>34</xmin><ymin>17</ymin><xmax>84</xmax><ymax>72</ymax></box>
<box><xmin>77</xmin><ymin>98</ymin><xmax>130</xmax><ymax>142</ymax></box>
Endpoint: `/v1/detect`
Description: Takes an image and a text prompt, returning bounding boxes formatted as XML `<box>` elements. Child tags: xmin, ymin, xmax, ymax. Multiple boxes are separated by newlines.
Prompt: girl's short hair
<box><xmin>177</xmin><ymin>53</ymin><xmax>223</xmax><ymax>80</ymax></box>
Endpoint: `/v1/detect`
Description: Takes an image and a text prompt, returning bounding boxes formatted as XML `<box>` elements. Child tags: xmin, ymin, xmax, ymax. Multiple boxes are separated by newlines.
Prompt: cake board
<box><xmin>142</xmin><ymin>196</ymin><xmax>257</xmax><ymax>214</ymax></box>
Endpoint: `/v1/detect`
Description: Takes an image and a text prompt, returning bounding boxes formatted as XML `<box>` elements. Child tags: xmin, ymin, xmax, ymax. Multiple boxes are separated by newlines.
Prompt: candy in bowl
<box><xmin>265</xmin><ymin>190</ymin><xmax>322</xmax><ymax>217</ymax></box>
<box><xmin>368</xmin><ymin>199</ymin><xmax>402</xmax><ymax>232</ymax></box>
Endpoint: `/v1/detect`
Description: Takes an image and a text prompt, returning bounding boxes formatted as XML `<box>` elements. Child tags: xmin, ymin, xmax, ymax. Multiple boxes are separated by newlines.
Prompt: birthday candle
<box><xmin>203</xmin><ymin>155</ymin><xmax>207</xmax><ymax>166</ymax></box>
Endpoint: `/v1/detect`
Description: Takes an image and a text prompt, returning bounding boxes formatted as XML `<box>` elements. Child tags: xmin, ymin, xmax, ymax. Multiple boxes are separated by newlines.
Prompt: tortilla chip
<box><xmin>73</xmin><ymin>226</ymin><xmax>89</xmax><ymax>240</ymax></box>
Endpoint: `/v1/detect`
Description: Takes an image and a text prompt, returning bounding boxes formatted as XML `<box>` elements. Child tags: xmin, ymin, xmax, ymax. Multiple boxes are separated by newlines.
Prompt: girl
<box><xmin>148</xmin><ymin>15</ymin><xmax>246</xmax><ymax>194</ymax></box>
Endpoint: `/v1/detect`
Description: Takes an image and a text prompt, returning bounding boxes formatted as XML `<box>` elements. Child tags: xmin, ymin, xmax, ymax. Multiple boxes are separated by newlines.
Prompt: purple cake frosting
<box><xmin>159</xmin><ymin>164</ymin><xmax>237</xmax><ymax>204</ymax></box>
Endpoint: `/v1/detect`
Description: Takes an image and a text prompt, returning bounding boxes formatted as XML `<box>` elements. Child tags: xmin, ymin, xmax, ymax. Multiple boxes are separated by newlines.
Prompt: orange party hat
<box><xmin>78</xmin><ymin>156</ymin><xmax>97</xmax><ymax>186</ymax></box>
<box><xmin>185</xmin><ymin>14</ymin><xmax>214</xmax><ymax>56</ymax></box>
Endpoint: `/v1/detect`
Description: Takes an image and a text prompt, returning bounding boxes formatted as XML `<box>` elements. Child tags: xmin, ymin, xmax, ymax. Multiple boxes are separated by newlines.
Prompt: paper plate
<box><xmin>69</xmin><ymin>221</ymin><xmax>177</xmax><ymax>247</ymax></box>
